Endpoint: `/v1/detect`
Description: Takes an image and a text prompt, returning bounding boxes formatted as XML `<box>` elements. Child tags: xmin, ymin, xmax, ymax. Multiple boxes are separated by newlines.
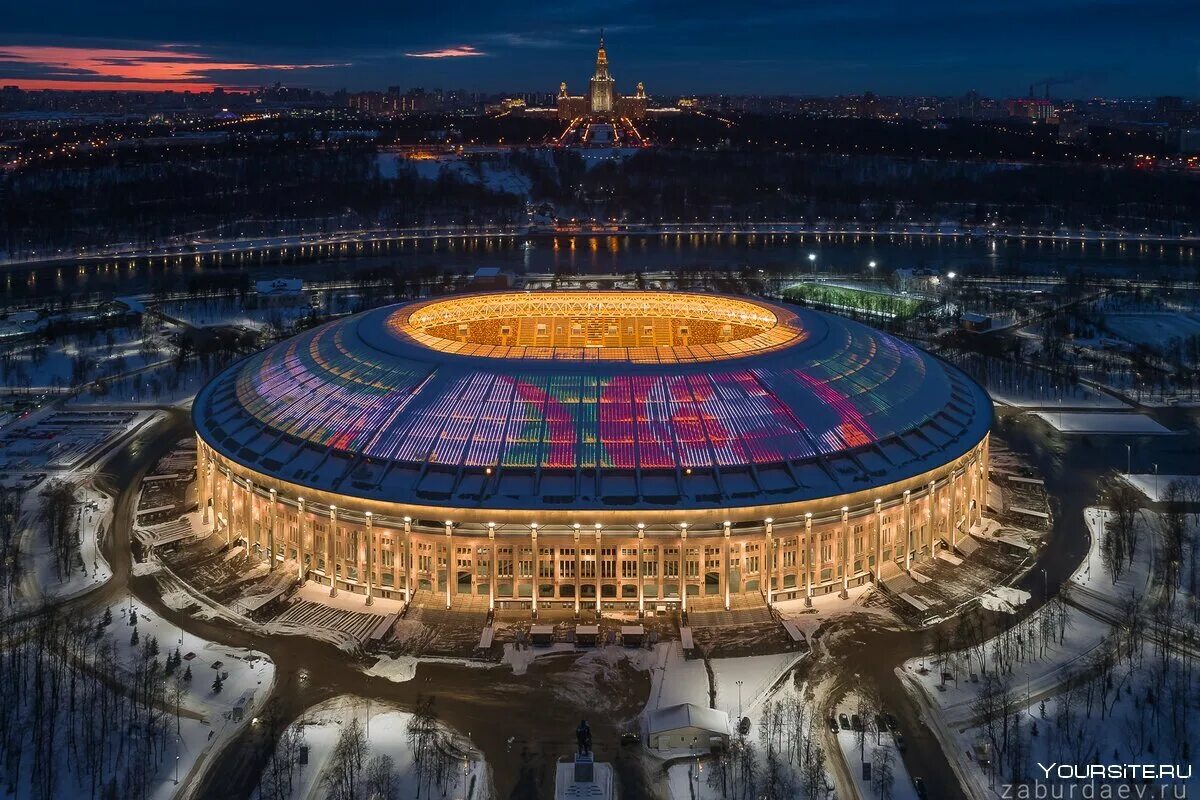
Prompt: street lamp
<box><xmin>736</xmin><ymin>679</ymin><xmax>744</xmax><ymax>720</ymax></box>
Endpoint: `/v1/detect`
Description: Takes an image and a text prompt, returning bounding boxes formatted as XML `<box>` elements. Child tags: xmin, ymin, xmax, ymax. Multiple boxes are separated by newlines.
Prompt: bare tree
<box><xmin>871</xmin><ymin>744</ymin><xmax>896</xmax><ymax>800</ymax></box>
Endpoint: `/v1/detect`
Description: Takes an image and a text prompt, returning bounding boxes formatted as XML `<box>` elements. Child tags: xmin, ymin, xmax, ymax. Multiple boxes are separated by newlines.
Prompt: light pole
<box><xmin>1126</xmin><ymin>444</ymin><xmax>1131</xmax><ymax>475</ymax></box>
<box><xmin>807</xmin><ymin>252</ymin><xmax>817</xmax><ymax>273</ymax></box>
<box><xmin>736</xmin><ymin>679</ymin><xmax>744</xmax><ymax>720</ymax></box>
<box><xmin>1154</xmin><ymin>463</ymin><xmax>1159</xmax><ymax>500</ymax></box>
<box><xmin>1041</xmin><ymin>568</ymin><xmax>1047</xmax><ymax>600</ymax></box>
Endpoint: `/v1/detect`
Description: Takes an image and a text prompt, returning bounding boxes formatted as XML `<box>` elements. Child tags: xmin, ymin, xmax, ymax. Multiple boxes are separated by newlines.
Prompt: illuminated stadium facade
<box><xmin>193</xmin><ymin>291</ymin><xmax>991</xmax><ymax>613</ymax></box>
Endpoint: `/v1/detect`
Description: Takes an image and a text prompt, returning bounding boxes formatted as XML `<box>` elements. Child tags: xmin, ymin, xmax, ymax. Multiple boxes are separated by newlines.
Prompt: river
<box><xmin>6</xmin><ymin>232</ymin><xmax>1196</xmax><ymax>304</ymax></box>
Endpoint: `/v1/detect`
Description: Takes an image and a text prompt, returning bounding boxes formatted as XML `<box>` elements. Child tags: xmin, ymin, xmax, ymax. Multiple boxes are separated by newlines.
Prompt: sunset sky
<box><xmin>2</xmin><ymin>0</ymin><xmax>1197</xmax><ymax>96</ymax></box>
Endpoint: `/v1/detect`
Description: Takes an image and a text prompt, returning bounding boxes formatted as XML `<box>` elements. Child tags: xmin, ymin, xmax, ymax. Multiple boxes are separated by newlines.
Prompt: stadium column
<box><xmin>328</xmin><ymin>505</ymin><xmax>338</xmax><ymax>597</ymax></box>
<box><xmin>199</xmin><ymin>455</ymin><xmax>208</xmax><ymax>524</ymax></box>
<box><xmin>804</xmin><ymin>513</ymin><xmax>813</xmax><ymax>607</ymax></box>
<box><xmin>927</xmin><ymin>481</ymin><xmax>936</xmax><ymax>556</ymax></box>
<box><xmin>680</xmin><ymin>523</ymin><xmax>689</xmax><ymax>613</ymax></box>
<box><xmin>404</xmin><ymin>517</ymin><xmax>414</xmax><ymax>604</ymax></box>
<box><xmin>840</xmin><ymin>507</ymin><xmax>850</xmax><ymax>599</ymax></box>
<box><xmin>903</xmin><ymin>491</ymin><xmax>912</xmax><ymax>572</ymax></box>
<box><xmin>268</xmin><ymin>488</ymin><xmax>277</xmax><ymax>571</ymax></box>
<box><xmin>950</xmin><ymin>468</ymin><xmax>959</xmax><ymax>549</ymax></box>
<box><xmin>297</xmin><ymin>499</ymin><xmax>306</xmax><ymax>581</ymax></box>
<box><xmin>976</xmin><ymin>461</ymin><xmax>985</xmax><ymax>526</ymax></box>
<box><xmin>637</xmin><ymin>524</ymin><xmax>646</xmax><ymax>617</ymax></box>
<box><xmin>572</xmin><ymin>524</ymin><xmax>581</xmax><ymax>616</ymax></box>
<box><xmin>245</xmin><ymin>480</ymin><xmax>255</xmax><ymax>553</ymax></box>
<box><xmin>763</xmin><ymin>522</ymin><xmax>773</xmax><ymax>606</ymax></box>
<box><xmin>655</xmin><ymin>530</ymin><xmax>663</xmax><ymax>612</ymax></box>
<box><xmin>208</xmin><ymin>462</ymin><xmax>215</xmax><ymax>527</ymax></box>
<box><xmin>364</xmin><ymin>512</ymin><xmax>373</xmax><ymax>606</ymax></box>
<box><xmin>488</xmin><ymin>523</ymin><xmax>497</xmax><ymax>612</ymax></box>
<box><xmin>723</xmin><ymin>521</ymin><xmax>732</xmax><ymax>611</ymax></box>
<box><xmin>529</xmin><ymin>523</ymin><xmax>538</xmax><ymax>618</ymax></box>
<box><xmin>874</xmin><ymin>499</ymin><xmax>883</xmax><ymax>582</ymax></box>
<box><xmin>770</xmin><ymin>518</ymin><xmax>782</xmax><ymax>603</ymax></box>
<box><xmin>225</xmin><ymin>472</ymin><xmax>233</xmax><ymax>546</ymax></box>
<box><xmin>197</xmin><ymin>447</ymin><xmax>207</xmax><ymax>523</ymax></box>
<box><xmin>445</xmin><ymin>521</ymin><xmax>454</xmax><ymax>610</ymax></box>
<box><xmin>594</xmin><ymin>524</ymin><xmax>602</xmax><ymax>615</ymax></box>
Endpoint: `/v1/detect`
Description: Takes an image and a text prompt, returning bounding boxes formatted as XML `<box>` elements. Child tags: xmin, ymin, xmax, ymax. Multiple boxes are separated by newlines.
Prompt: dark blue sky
<box><xmin>1</xmin><ymin>0</ymin><xmax>1197</xmax><ymax>96</ymax></box>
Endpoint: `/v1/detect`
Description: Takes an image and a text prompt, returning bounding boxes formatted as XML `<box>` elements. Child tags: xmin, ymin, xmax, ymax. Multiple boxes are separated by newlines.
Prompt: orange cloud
<box><xmin>404</xmin><ymin>45</ymin><xmax>485</xmax><ymax>59</ymax></box>
<box><xmin>0</xmin><ymin>44</ymin><xmax>338</xmax><ymax>91</ymax></box>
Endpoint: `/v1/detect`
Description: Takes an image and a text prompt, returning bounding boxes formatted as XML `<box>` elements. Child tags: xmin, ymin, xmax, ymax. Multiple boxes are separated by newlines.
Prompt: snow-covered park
<box><xmin>252</xmin><ymin>695</ymin><xmax>487</xmax><ymax>800</ymax></box>
<box><xmin>0</xmin><ymin>591</ymin><xmax>274</xmax><ymax>800</ymax></box>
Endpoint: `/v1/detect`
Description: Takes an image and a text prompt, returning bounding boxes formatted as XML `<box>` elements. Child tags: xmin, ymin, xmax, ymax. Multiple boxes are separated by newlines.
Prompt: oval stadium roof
<box><xmin>193</xmin><ymin>292</ymin><xmax>992</xmax><ymax>512</ymax></box>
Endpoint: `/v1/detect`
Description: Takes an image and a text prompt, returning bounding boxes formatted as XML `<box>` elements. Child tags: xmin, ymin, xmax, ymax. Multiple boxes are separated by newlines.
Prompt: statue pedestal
<box><xmin>574</xmin><ymin>753</ymin><xmax>594</xmax><ymax>783</ymax></box>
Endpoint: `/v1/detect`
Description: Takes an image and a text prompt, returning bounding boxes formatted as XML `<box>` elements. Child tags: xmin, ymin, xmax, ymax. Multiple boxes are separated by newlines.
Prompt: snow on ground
<box><xmin>899</xmin><ymin>506</ymin><xmax>1169</xmax><ymax>799</ymax></box>
<box><xmin>254</xmin><ymin>695</ymin><xmax>488</xmax><ymax>800</ymax></box>
<box><xmin>396</xmin><ymin>153</ymin><xmax>533</xmax><ymax>197</ymax></box>
<box><xmin>1073</xmin><ymin>507</ymin><xmax>1155</xmax><ymax>600</ymax></box>
<box><xmin>67</xmin><ymin>359</ymin><xmax>215</xmax><ymax>406</ymax></box>
<box><xmin>711</xmin><ymin>651</ymin><xmax>802</xmax><ymax>721</ymax></box>
<box><xmin>112</xmin><ymin>592</ymin><xmax>274</xmax><ymax>800</ymax></box>
<box><xmin>773</xmin><ymin>584</ymin><xmax>898</xmax><ymax>642</ymax></box>
<box><xmin>978</xmin><ymin>586</ymin><xmax>1031</xmax><ymax>614</ymax></box>
<box><xmin>1119</xmin><ymin>472</ymin><xmax>1200</xmax><ymax>503</ymax></box>
<box><xmin>834</xmin><ymin>695</ymin><xmax>919</xmax><ymax>800</ymax></box>
<box><xmin>501</xmin><ymin>641</ymin><xmax>577</xmax><ymax>675</ymax></box>
<box><xmin>1103</xmin><ymin>311</ymin><xmax>1200</xmax><ymax>353</ymax></box>
<box><xmin>0</xmin><ymin>326</ymin><xmax>159</xmax><ymax>390</ymax></box>
<box><xmin>6</xmin><ymin>591</ymin><xmax>275</xmax><ymax>800</ymax></box>
<box><xmin>986</xmin><ymin>384</ymin><xmax>1126</xmax><ymax>410</ymax></box>
<box><xmin>112</xmin><ymin>592</ymin><xmax>275</xmax><ymax>721</ymax></box>
<box><xmin>12</xmin><ymin>481</ymin><xmax>113</xmax><ymax>611</ymax></box>
<box><xmin>159</xmin><ymin>297</ymin><xmax>314</xmax><ymax>333</ymax></box>
<box><xmin>1031</xmin><ymin>411</ymin><xmax>1176</xmax><ymax>435</ymax></box>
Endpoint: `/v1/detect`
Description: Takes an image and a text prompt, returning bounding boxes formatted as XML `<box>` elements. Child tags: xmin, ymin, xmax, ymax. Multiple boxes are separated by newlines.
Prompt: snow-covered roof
<box><xmin>648</xmin><ymin>703</ymin><xmax>730</xmax><ymax>736</ymax></box>
<box><xmin>193</xmin><ymin>291</ymin><xmax>991</xmax><ymax>512</ymax></box>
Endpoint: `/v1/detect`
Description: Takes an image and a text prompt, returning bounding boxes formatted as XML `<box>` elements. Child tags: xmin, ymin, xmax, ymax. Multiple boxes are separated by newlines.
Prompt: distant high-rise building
<box><xmin>557</xmin><ymin>33</ymin><xmax>647</xmax><ymax>121</ymax></box>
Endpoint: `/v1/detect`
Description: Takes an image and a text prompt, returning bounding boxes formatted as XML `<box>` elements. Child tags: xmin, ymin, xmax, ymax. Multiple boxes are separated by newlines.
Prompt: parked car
<box><xmin>828</xmin><ymin>717</ymin><xmax>840</xmax><ymax>734</ymax></box>
<box><xmin>884</xmin><ymin>712</ymin><xmax>899</xmax><ymax>730</ymax></box>
<box><xmin>850</xmin><ymin>714</ymin><xmax>864</xmax><ymax>732</ymax></box>
<box><xmin>620</xmin><ymin>731</ymin><xmax>640</xmax><ymax>746</ymax></box>
<box><xmin>893</xmin><ymin>732</ymin><xmax>906</xmax><ymax>752</ymax></box>
<box><xmin>914</xmin><ymin>777</ymin><xmax>928</xmax><ymax>800</ymax></box>
<box><xmin>874</xmin><ymin>713</ymin><xmax>888</xmax><ymax>733</ymax></box>
<box><xmin>838</xmin><ymin>713</ymin><xmax>851</xmax><ymax>730</ymax></box>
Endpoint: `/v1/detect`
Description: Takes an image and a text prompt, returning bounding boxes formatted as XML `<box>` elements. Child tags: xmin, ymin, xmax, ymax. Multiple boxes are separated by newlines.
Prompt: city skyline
<box><xmin>1</xmin><ymin>0</ymin><xmax>1198</xmax><ymax>97</ymax></box>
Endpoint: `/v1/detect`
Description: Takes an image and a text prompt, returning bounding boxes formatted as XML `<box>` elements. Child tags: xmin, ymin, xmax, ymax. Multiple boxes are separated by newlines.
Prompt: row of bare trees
<box><xmin>0</xmin><ymin>604</ymin><xmax>190</xmax><ymax>800</ymax></box>
<box><xmin>712</xmin><ymin>686</ymin><xmax>830</xmax><ymax>800</ymax></box>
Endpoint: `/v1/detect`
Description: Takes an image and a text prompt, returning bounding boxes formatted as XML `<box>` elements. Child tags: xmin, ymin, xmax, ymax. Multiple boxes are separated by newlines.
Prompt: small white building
<box><xmin>647</xmin><ymin>703</ymin><xmax>730</xmax><ymax>752</ymax></box>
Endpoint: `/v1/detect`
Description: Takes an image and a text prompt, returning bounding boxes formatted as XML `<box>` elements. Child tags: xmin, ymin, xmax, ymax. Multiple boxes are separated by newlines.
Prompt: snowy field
<box><xmin>381</xmin><ymin>153</ymin><xmax>533</xmax><ymax>197</ymax></box>
<box><xmin>252</xmin><ymin>695</ymin><xmax>487</xmax><ymax>800</ymax></box>
<box><xmin>3</xmin><ymin>591</ymin><xmax>274</xmax><ymax>800</ymax></box>
<box><xmin>159</xmin><ymin>297</ymin><xmax>315</xmax><ymax>333</ymax></box>
<box><xmin>1031</xmin><ymin>411</ymin><xmax>1176</xmax><ymax>435</ymax></box>
<box><xmin>1103</xmin><ymin>312</ymin><xmax>1200</xmax><ymax>350</ymax></box>
<box><xmin>0</xmin><ymin>326</ymin><xmax>160</xmax><ymax>390</ymax></box>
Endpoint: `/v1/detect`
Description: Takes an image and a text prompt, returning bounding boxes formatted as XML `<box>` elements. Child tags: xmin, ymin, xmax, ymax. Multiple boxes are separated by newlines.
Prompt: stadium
<box><xmin>192</xmin><ymin>291</ymin><xmax>991</xmax><ymax>614</ymax></box>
